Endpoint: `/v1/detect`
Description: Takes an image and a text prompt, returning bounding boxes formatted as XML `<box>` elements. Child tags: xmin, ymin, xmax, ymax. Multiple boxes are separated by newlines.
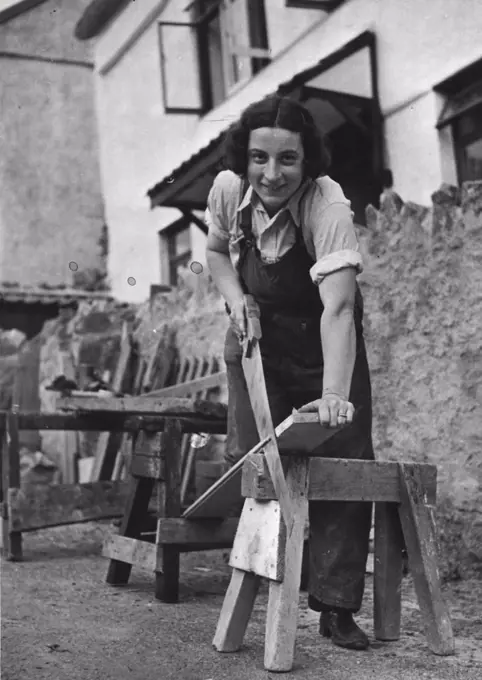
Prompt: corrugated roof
<box><xmin>0</xmin><ymin>284</ymin><xmax>113</xmax><ymax>305</ymax></box>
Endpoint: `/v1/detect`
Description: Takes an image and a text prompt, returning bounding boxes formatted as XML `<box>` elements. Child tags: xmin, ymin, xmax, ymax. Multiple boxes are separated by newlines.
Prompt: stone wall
<box><xmin>358</xmin><ymin>181</ymin><xmax>482</xmax><ymax>578</ymax></box>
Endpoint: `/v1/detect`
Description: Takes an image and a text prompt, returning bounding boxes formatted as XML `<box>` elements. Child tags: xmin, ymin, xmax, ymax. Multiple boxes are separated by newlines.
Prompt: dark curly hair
<box><xmin>223</xmin><ymin>95</ymin><xmax>331</xmax><ymax>179</ymax></box>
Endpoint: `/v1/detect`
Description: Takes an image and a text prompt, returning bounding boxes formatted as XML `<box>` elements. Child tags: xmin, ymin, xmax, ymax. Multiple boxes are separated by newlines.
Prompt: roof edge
<box><xmin>74</xmin><ymin>0</ymin><xmax>130</xmax><ymax>41</ymax></box>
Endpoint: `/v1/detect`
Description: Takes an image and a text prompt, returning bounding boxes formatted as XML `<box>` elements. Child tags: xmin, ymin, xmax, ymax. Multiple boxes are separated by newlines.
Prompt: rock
<box><xmin>0</xmin><ymin>328</ymin><xmax>26</xmax><ymax>356</ymax></box>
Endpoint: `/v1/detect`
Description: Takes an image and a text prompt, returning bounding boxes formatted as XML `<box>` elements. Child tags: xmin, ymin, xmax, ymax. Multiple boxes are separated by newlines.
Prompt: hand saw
<box><xmin>241</xmin><ymin>295</ymin><xmax>295</xmax><ymax>533</ymax></box>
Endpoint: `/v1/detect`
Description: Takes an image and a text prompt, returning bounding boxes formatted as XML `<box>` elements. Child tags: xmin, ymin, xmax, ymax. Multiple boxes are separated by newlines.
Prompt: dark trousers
<box><xmin>224</xmin><ymin>325</ymin><xmax>373</xmax><ymax>611</ymax></box>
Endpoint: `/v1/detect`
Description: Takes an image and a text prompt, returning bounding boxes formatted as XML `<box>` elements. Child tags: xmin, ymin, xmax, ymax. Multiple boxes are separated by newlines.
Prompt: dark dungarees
<box><xmin>224</xmin><ymin>189</ymin><xmax>374</xmax><ymax>611</ymax></box>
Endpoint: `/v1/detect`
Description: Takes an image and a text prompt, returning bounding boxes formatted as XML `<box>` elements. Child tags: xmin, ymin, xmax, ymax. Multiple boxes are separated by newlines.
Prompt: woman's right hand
<box><xmin>229</xmin><ymin>299</ymin><xmax>247</xmax><ymax>341</ymax></box>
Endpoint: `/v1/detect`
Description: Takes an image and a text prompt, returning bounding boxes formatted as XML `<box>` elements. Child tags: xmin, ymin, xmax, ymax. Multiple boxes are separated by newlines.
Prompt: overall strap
<box><xmin>238</xmin><ymin>177</ymin><xmax>254</xmax><ymax>242</ymax></box>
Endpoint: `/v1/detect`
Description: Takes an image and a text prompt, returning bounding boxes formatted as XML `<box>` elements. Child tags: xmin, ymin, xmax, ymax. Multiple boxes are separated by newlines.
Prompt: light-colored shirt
<box><xmin>205</xmin><ymin>170</ymin><xmax>363</xmax><ymax>285</ymax></box>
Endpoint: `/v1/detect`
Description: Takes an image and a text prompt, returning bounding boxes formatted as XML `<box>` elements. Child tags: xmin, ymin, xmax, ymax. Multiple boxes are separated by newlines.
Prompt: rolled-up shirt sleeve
<box><xmin>309</xmin><ymin>202</ymin><xmax>363</xmax><ymax>285</ymax></box>
<box><xmin>204</xmin><ymin>174</ymin><xmax>230</xmax><ymax>241</ymax></box>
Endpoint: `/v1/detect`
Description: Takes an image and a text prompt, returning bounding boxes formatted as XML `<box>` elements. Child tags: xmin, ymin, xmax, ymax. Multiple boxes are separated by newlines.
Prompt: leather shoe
<box><xmin>320</xmin><ymin>610</ymin><xmax>369</xmax><ymax>651</ymax></box>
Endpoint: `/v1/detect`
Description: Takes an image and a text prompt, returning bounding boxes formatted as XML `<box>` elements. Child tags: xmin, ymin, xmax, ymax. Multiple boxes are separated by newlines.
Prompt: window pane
<box><xmin>454</xmin><ymin>104</ymin><xmax>482</xmax><ymax>182</ymax></box>
<box><xmin>158</xmin><ymin>23</ymin><xmax>202</xmax><ymax>111</ymax></box>
<box><xmin>206</xmin><ymin>11</ymin><xmax>226</xmax><ymax>106</ymax></box>
<box><xmin>174</xmin><ymin>228</ymin><xmax>191</xmax><ymax>255</ymax></box>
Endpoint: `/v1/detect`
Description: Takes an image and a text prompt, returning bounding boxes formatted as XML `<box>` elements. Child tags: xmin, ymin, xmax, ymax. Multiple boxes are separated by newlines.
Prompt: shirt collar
<box><xmin>236</xmin><ymin>178</ymin><xmax>311</xmax><ymax>227</ymax></box>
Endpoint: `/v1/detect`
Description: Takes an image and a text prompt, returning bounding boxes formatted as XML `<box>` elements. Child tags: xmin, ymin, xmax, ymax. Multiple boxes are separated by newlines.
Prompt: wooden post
<box><xmin>374</xmin><ymin>502</ymin><xmax>403</xmax><ymax>640</ymax></box>
<box><xmin>3</xmin><ymin>411</ymin><xmax>23</xmax><ymax>560</ymax></box>
<box><xmin>155</xmin><ymin>418</ymin><xmax>184</xmax><ymax>602</ymax></box>
<box><xmin>397</xmin><ymin>464</ymin><xmax>455</xmax><ymax>655</ymax></box>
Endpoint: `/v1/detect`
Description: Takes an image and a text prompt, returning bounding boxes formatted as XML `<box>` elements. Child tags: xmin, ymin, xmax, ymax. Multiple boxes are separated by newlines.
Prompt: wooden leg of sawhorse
<box><xmin>213</xmin><ymin>456</ymin><xmax>309</xmax><ymax>672</ymax></box>
<box><xmin>1</xmin><ymin>413</ymin><xmax>23</xmax><ymax>561</ymax></box>
<box><xmin>264</xmin><ymin>458</ymin><xmax>308</xmax><ymax>671</ymax></box>
<box><xmin>106</xmin><ymin>475</ymin><xmax>154</xmax><ymax>585</ymax></box>
<box><xmin>154</xmin><ymin>418</ymin><xmax>184</xmax><ymax>603</ymax></box>
<box><xmin>398</xmin><ymin>464</ymin><xmax>455</xmax><ymax>655</ymax></box>
<box><xmin>374</xmin><ymin>502</ymin><xmax>403</xmax><ymax>640</ymax></box>
<box><xmin>213</xmin><ymin>568</ymin><xmax>262</xmax><ymax>651</ymax></box>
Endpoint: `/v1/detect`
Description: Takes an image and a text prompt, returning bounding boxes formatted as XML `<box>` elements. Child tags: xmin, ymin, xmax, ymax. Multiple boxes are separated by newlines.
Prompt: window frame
<box><xmin>159</xmin><ymin>216</ymin><xmax>193</xmax><ymax>286</ymax></box>
<box><xmin>158</xmin><ymin>0</ymin><xmax>270</xmax><ymax>115</ymax></box>
<box><xmin>435</xmin><ymin>62</ymin><xmax>482</xmax><ymax>186</ymax></box>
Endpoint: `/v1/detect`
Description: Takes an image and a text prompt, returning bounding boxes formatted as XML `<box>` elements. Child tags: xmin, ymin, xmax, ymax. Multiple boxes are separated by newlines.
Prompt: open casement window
<box><xmin>158</xmin><ymin>0</ymin><xmax>270</xmax><ymax>114</ymax></box>
<box><xmin>437</xmin><ymin>77</ymin><xmax>482</xmax><ymax>183</ymax></box>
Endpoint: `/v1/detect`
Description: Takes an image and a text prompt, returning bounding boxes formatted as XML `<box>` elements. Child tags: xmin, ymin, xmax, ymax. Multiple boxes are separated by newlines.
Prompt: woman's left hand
<box><xmin>298</xmin><ymin>393</ymin><xmax>355</xmax><ymax>428</ymax></box>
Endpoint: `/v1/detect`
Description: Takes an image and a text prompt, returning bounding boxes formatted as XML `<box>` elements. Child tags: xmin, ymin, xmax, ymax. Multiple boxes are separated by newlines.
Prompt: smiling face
<box><xmin>247</xmin><ymin>127</ymin><xmax>305</xmax><ymax>215</ymax></box>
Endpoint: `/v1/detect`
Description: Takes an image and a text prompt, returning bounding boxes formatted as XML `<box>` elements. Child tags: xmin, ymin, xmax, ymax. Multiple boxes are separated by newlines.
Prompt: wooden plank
<box><xmin>374</xmin><ymin>502</ymin><xmax>403</xmax><ymax>641</ymax></box>
<box><xmin>90</xmin><ymin>325</ymin><xmax>134</xmax><ymax>482</ymax></box>
<box><xmin>103</xmin><ymin>534</ymin><xmax>157</xmax><ymax>572</ymax></box>
<box><xmin>58</xmin><ymin>395</ymin><xmax>227</xmax><ymax>420</ymax></box>
<box><xmin>155</xmin><ymin>517</ymin><xmax>238</xmax><ymax>544</ymax></box>
<box><xmin>14</xmin><ymin>337</ymin><xmax>41</xmax><ymax>450</ymax></box>
<box><xmin>3</xmin><ymin>411</ymin><xmax>22</xmax><ymax>560</ymax></box>
<box><xmin>242</xmin><ymin>341</ymin><xmax>294</xmax><ymax>531</ymax></box>
<box><xmin>229</xmin><ymin>499</ymin><xmax>285</xmax><ymax>581</ymax></box>
<box><xmin>398</xmin><ymin>464</ymin><xmax>455</xmax><ymax>655</ymax></box>
<box><xmin>0</xmin><ymin>411</ymin><xmax>227</xmax><ymax>434</ymax></box>
<box><xmin>243</xmin><ymin>454</ymin><xmax>438</xmax><ymax>504</ymax></box>
<box><xmin>212</xmin><ymin>568</ymin><xmax>261</xmax><ymax>652</ymax></box>
<box><xmin>180</xmin><ymin>356</ymin><xmax>220</xmax><ymax>506</ymax></box>
<box><xmin>155</xmin><ymin>418</ymin><xmax>184</xmax><ymax>603</ymax></box>
<box><xmin>112</xmin><ymin>348</ymin><xmax>148</xmax><ymax>481</ymax></box>
<box><xmin>265</xmin><ymin>457</ymin><xmax>309</xmax><ymax>672</ymax></box>
<box><xmin>141</xmin><ymin>331</ymin><xmax>164</xmax><ymax>392</ymax></box>
<box><xmin>7</xmin><ymin>481</ymin><xmax>130</xmax><ymax>532</ymax></box>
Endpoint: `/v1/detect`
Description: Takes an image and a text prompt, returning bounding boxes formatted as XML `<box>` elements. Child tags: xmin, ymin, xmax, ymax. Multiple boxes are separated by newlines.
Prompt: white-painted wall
<box><xmin>91</xmin><ymin>0</ymin><xmax>482</xmax><ymax>301</ymax></box>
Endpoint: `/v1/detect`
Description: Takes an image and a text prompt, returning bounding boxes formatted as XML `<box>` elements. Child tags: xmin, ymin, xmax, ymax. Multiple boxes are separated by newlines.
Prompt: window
<box><xmin>452</xmin><ymin>99</ymin><xmax>482</xmax><ymax>183</ymax></box>
<box><xmin>159</xmin><ymin>218</ymin><xmax>192</xmax><ymax>286</ymax></box>
<box><xmin>436</xmin><ymin>69</ymin><xmax>482</xmax><ymax>184</ymax></box>
<box><xmin>158</xmin><ymin>0</ymin><xmax>270</xmax><ymax>114</ymax></box>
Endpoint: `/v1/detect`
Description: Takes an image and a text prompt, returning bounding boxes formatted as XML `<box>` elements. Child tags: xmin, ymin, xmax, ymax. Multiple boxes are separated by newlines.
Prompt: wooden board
<box><xmin>58</xmin><ymin>395</ymin><xmax>227</xmax><ymax>420</ymax></box>
<box><xmin>145</xmin><ymin>371</ymin><xmax>227</xmax><ymax>399</ymax></box>
<box><xmin>155</xmin><ymin>517</ymin><xmax>238</xmax><ymax>545</ymax></box>
<box><xmin>0</xmin><ymin>411</ymin><xmax>227</xmax><ymax>434</ymax></box>
<box><xmin>90</xmin><ymin>323</ymin><xmax>134</xmax><ymax>482</ymax></box>
<box><xmin>242</xmin><ymin>342</ymin><xmax>294</xmax><ymax>530</ymax></box>
<box><xmin>229</xmin><ymin>499</ymin><xmax>285</xmax><ymax>581</ymax></box>
<box><xmin>7</xmin><ymin>481</ymin><xmax>130</xmax><ymax>532</ymax></box>
<box><xmin>243</xmin><ymin>454</ymin><xmax>438</xmax><ymax>504</ymax></box>
<box><xmin>183</xmin><ymin>413</ymin><xmax>344</xmax><ymax>520</ymax></box>
<box><xmin>103</xmin><ymin>534</ymin><xmax>157</xmax><ymax>572</ymax></box>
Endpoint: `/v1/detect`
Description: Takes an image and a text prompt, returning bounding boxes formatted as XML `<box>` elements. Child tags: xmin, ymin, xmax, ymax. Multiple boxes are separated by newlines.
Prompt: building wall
<box><xmin>0</xmin><ymin>0</ymin><xmax>106</xmax><ymax>289</ymax></box>
<box><xmin>92</xmin><ymin>0</ymin><xmax>482</xmax><ymax>301</ymax></box>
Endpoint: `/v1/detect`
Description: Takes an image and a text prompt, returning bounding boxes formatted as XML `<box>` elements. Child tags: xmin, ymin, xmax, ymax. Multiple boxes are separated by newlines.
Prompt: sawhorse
<box><xmin>213</xmin><ymin>444</ymin><xmax>455</xmax><ymax>672</ymax></box>
<box><xmin>103</xmin><ymin>414</ymin><xmax>230</xmax><ymax>602</ymax></box>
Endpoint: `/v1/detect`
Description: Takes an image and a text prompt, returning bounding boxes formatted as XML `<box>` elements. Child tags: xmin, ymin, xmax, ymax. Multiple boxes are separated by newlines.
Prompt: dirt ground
<box><xmin>1</xmin><ymin>521</ymin><xmax>481</xmax><ymax>680</ymax></box>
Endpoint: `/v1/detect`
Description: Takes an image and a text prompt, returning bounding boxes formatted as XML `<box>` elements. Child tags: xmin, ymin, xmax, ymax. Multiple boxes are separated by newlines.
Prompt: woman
<box><xmin>205</xmin><ymin>95</ymin><xmax>374</xmax><ymax>651</ymax></box>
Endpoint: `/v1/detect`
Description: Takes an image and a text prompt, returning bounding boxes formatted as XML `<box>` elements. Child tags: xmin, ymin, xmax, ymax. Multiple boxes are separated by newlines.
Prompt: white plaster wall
<box><xmin>384</xmin><ymin>92</ymin><xmax>443</xmax><ymax>206</ymax></box>
<box><xmin>93</xmin><ymin>0</ymin><xmax>482</xmax><ymax>300</ymax></box>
